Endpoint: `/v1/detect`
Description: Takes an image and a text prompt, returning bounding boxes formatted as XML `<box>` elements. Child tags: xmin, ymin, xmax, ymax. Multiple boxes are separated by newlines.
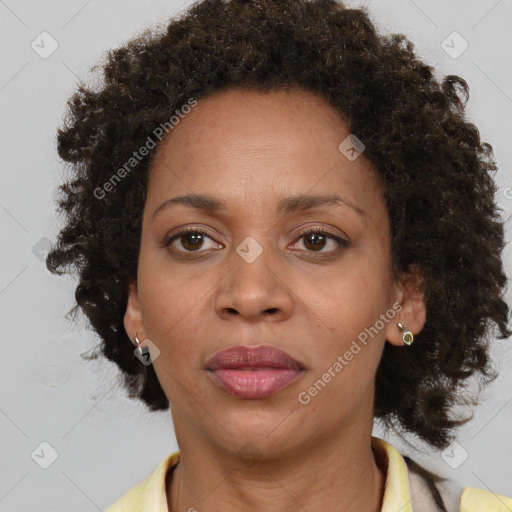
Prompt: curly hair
<box><xmin>47</xmin><ymin>0</ymin><xmax>511</xmax><ymax>450</ymax></box>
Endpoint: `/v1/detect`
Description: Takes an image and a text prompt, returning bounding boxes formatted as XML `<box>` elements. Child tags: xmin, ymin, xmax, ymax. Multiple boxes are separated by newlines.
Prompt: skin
<box><xmin>124</xmin><ymin>86</ymin><xmax>427</xmax><ymax>512</ymax></box>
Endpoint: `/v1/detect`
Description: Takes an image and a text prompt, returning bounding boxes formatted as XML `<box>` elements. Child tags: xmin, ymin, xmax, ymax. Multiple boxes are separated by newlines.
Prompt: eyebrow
<box><xmin>152</xmin><ymin>193</ymin><xmax>366</xmax><ymax>219</ymax></box>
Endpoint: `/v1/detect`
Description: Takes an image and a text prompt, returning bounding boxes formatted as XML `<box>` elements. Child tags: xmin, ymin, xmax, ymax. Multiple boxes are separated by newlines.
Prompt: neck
<box><xmin>167</xmin><ymin>428</ymin><xmax>385</xmax><ymax>512</ymax></box>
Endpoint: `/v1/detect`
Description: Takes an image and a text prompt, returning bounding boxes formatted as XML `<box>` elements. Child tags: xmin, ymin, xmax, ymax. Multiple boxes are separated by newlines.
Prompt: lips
<box><xmin>205</xmin><ymin>344</ymin><xmax>305</xmax><ymax>371</ymax></box>
<box><xmin>205</xmin><ymin>344</ymin><xmax>306</xmax><ymax>399</ymax></box>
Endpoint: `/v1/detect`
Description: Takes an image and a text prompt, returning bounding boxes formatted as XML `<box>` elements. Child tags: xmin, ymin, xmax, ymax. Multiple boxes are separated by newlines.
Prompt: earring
<box><xmin>134</xmin><ymin>332</ymin><xmax>143</xmax><ymax>356</ymax></box>
<box><xmin>397</xmin><ymin>322</ymin><xmax>414</xmax><ymax>346</ymax></box>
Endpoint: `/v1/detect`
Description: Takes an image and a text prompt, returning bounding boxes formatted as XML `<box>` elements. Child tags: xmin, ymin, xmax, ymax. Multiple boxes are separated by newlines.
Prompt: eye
<box><xmin>164</xmin><ymin>228</ymin><xmax>222</xmax><ymax>254</ymax></box>
<box><xmin>163</xmin><ymin>226</ymin><xmax>350</xmax><ymax>256</ymax></box>
<box><xmin>291</xmin><ymin>228</ymin><xmax>349</xmax><ymax>254</ymax></box>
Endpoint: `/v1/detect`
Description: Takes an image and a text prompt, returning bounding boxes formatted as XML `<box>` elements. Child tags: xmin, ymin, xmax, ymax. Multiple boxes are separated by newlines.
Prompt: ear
<box><xmin>384</xmin><ymin>264</ymin><xmax>427</xmax><ymax>347</ymax></box>
<box><xmin>124</xmin><ymin>281</ymin><xmax>147</xmax><ymax>348</ymax></box>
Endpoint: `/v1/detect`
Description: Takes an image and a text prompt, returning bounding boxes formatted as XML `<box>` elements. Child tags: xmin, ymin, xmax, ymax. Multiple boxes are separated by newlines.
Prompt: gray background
<box><xmin>1</xmin><ymin>0</ymin><xmax>511</xmax><ymax>510</ymax></box>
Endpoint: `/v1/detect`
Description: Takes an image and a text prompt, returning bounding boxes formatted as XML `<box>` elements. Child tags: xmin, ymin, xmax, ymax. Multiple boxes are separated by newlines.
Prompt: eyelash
<box><xmin>163</xmin><ymin>226</ymin><xmax>350</xmax><ymax>256</ymax></box>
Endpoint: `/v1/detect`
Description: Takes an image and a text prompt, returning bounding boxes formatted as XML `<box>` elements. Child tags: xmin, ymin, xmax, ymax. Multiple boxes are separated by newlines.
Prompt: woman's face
<box><xmin>125</xmin><ymin>87</ymin><xmax>421</xmax><ymax>457</ymax></box>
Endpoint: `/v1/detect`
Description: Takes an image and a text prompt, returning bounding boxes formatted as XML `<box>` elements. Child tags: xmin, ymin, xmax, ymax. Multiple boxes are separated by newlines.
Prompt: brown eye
<box><xmin>303</xmin><ymin>232</ymin><xmax>328</xmax><ymax>251</ymax></box>
<box><xmin>165</xmin><ymin>229</ymin><xmax>221</xmax><ymax>253</ymax></box>
<box><xmin>178</xmin><ymin>232</ymin><xmax>205</xmax><ymax>251</ymax></box>
<box><xmin>292</xmin><ymin>228</ymin><xmax>349</xmax><ymax>254</ymax></box>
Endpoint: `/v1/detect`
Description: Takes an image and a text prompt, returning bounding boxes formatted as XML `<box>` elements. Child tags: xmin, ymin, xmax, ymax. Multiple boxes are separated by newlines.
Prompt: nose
<box><xmin>214</xmin><ymin>247</ymin><xmax>294</xmax><ymax>323</ymax></box>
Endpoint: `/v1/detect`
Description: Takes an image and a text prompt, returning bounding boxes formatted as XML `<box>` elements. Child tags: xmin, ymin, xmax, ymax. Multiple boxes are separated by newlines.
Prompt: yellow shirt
<box><xmin>105</xmin><ymin>436</ymin><xmax>512</xmax><ymax>511</ymax></box>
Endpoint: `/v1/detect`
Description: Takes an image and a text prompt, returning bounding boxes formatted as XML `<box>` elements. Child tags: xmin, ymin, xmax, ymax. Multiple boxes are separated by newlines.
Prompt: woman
<box><xmin>47</xmin><ymin>0</ymin><xmax>512</xmax><ymax>510</ymax></box>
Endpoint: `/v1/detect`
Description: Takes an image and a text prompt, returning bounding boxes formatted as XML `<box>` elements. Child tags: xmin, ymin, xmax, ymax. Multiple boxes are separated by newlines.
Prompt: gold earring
<box><xmin>397</xmin><ymin>322</ymin><xmax>414</xmax><ymax>346</ymax></box>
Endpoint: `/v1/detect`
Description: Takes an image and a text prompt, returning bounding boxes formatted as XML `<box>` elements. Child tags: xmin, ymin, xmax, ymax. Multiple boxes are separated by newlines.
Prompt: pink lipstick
<box><xmin>205</xmin><ymin>344</ymin><xmax>305</xmax><ymax>399</ymax></box>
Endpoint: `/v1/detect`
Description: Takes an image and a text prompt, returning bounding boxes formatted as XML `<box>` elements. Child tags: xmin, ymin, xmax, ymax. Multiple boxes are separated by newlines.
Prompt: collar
<box><xmin>371</xmin><ymin>437</ymin><xmax>414</xmax><ymax>512</ymax></box>
<box><xmin>135</xmin><ymin>436</ymin><xmax>414</xmax><ymax>512</ymax></box>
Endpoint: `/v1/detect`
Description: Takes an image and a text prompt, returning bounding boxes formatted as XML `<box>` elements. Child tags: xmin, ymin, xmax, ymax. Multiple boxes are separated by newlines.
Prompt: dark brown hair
<box><xmin>47</xmin><ymin>0</ymin><xmax>511</xmax><ymax>451</ymax></box>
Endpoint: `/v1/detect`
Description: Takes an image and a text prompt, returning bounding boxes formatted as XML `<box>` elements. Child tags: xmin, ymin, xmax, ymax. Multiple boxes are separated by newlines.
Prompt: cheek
<box><xmin>298</xmin><ymin>255</ymin><xmax>392</xmax><ymax>379</ymax></box>
<box><xmin>137</xmin><ymin>261</ymin><xmax>207</xmax><ymax>361</ymax></box>
<box><xmin>309</xmin><ymin>258</ymin><xmax>390</xmax><ymax>333</ymax></box>
<box><xmin>298</xmin><ymin>277</ymin><xmax>388</xmax><ymax>418</ymax></box>
<box><xmin>138</xmin><ymin>269</ymin><xmax>208</xmax><ymax>403</ymax></box>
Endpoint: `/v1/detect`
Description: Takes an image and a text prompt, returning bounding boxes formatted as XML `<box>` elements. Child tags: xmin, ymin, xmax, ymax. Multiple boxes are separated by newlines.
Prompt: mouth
<box><xmin>205</xmin><ymin>344</ymin><xmax>306</xmax><ymax>399</ymax></box>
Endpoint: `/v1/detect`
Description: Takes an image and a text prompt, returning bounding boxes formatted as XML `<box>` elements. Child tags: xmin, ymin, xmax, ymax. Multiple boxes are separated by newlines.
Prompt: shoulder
<box><xmin>407</xmin><ymin>460</ymin><xmax>512</xmax><ymax>512</ymax></box>
<box><xmin>104</xmin><ymin>451</ymin><xmax>180</xmax><ymax>512</ymax></box>
<box><xmin>459</xmin><ymin>487</ymin><xmax>512</xmax><ymax>512</ymax></box>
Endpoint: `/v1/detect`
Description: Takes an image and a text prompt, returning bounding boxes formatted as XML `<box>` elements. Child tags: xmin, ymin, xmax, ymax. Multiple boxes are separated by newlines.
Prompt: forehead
<box><xmin>146</xmin><ymin>87</ymin><xmax>385</xmax><ymax>218</ymax></box>
<box><xmin>152</xmin><ymin>87</ymin><xmax>350</xmax><ymax>159</ymax></box>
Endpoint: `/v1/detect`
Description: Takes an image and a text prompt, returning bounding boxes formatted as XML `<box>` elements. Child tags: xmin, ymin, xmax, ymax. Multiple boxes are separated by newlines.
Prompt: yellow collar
<box><xmin>105</xmin><ymin>435</ymin><xmax>512</xmax><ymax>511</ymax></box>
<box><xmin>370</xmin><ymin>436</ymin><xmax>414</xmax><ymax>512</ymax></box>
<box><xmin>137</xmin><ymin>436</ymin><xmax>413</xmax><ymax>511</ymax></box>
